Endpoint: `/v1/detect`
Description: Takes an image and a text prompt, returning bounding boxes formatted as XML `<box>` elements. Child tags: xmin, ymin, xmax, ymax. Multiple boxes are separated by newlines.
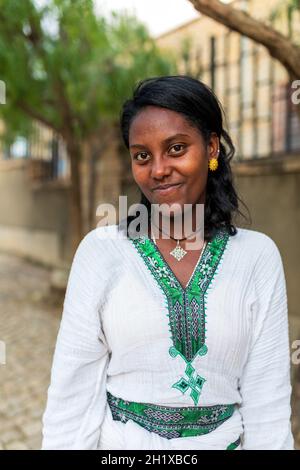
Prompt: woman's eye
<box><xmin>170</xmin><ymin>144</ymin><xmax>185</xmax><ymax>153</ymax></box>
<box><xmin>134</xmin><ymin>152</ymin><xmax>149</xmax><ymax>162</ymax></box>
<box><xmin>133</xmin><ymin>145</ymin><xmax>185</xmax><ymax>161</ymax></box>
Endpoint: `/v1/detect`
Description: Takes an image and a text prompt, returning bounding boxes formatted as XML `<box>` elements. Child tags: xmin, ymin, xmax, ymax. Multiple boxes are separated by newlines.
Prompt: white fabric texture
<box><xmin>41</xmin><ymin>224</ymin><xmax>294</xmax><ymax>450</ymax></box>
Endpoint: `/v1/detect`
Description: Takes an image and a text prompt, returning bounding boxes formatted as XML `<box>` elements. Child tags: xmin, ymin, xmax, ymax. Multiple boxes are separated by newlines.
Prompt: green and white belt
<box><xmin>107</xmin><ymin>391</ymin><xmax>241</xmax><ymax>450</ymax></box>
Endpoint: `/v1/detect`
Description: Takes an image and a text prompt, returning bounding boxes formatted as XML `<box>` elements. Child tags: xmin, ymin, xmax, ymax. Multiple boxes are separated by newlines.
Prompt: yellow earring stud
<box><xmin>208</xmin><ymin>157</ymin><xmax>218</xmax><ymax>171</ymax></box>
<box><xmin>209</xmin><ymin>148</ymin><xmax>220</xmax><ymax>171</ymax></box>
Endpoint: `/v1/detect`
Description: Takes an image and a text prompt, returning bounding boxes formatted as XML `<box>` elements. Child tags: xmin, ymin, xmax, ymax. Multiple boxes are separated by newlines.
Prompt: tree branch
<box><xmin>16</xmin><ymin>100</ymin><xmax>61</xmax><ymax>134</ymax></box>
<box><xmin>188</xmin><ymin>0</ymin><xmax>300</xmax><ymax>79</ymax></box>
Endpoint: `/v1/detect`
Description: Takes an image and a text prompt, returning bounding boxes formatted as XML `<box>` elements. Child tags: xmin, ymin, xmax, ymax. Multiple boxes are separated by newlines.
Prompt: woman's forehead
<box><xmin>129</xmin><ymin>107</ymin><xmax>195</xmax><ymax>140</ymax></box>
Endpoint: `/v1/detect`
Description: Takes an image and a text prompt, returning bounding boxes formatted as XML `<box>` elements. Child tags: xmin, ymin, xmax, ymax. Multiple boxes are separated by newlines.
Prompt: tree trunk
<box><xmin>188</xmin><ymin>0</ymin><xmax>300</xmax><ymax>80</ymax></box>
<box><xmin>87</xmin><ymin>139</ymin><xmax>98</xmax><ymax>232</ymax></box>
<box><xmin>84</xmin><ymin>124</ymin><xmax>120</xmax><ymax>231</ymax></box>
<box><xmin>66</xmin><ymin>138</ymin><xmax>84</xmax><ymax>254</ymax></box>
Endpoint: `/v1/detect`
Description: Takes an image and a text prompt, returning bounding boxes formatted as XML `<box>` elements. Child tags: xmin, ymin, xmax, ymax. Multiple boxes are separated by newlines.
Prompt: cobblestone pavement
<box><xmin>0</xmin><ymin>252</ymin><xmax>299</xmax><ymax>450</ymax></box>
<box><xmin>0</xmin><ymin>253</ymin><xmax>62</xmax><ymax>450</ymax></box>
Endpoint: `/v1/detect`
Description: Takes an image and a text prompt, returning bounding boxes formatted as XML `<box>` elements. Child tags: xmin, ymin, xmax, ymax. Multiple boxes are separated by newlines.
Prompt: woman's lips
<box><xmin>152</xmin><ymin>183</ymin><xmax>184</xmax><ymax>195</ymax></box>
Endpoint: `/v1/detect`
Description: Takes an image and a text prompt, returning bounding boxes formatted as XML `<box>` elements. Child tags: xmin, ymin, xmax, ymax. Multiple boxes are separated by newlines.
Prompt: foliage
<box><xmin>0</xmin><ymin>0</ymin><xmax>177</xmax><ymax>146</ymax></box>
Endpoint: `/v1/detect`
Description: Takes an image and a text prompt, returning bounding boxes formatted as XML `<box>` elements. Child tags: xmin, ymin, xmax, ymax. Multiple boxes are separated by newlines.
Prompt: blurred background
<box><xmin>0</xmin><ymin>0</ymin><xmax>299</xmax><ymax>450</ymax></box>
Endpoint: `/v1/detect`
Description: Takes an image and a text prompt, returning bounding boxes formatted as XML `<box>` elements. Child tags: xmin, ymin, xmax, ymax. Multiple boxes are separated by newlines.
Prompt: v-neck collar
<box><xmin>146</xmin><ymin>236</ymin><xmax>209</xmax><ymax>292</ymax></box>
<box><xmin>128</xmin><ymin>226</ymin><xmax>229</xmax><ymax>297</ymax></box>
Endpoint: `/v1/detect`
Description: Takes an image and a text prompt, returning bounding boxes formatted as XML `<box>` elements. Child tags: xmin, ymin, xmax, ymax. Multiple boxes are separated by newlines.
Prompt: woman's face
<box><xmin>128</xmin><ymin>105</ymin><xmax>219</xmax><ymax>217</ymax></box>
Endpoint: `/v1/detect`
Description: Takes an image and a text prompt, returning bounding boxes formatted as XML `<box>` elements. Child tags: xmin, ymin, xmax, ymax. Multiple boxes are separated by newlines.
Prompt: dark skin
<box><xmin>129</xmin><ymin>105</ymin><xmax>219</xmax><ymax>289</ymax></box>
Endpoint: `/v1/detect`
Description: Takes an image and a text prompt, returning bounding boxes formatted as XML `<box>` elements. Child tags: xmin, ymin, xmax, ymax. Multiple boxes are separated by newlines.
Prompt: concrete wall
<box><xmin>233</xmin><ymin>154</ymin><xmax>300</xmax><ymax>314</ymax></box>
<box><xmin>0</xmin><ymin>159</ymin><xmax>72</xmax><ymax>268</ymax></box>
<box><xmin>232</xmin><ymin>154</ymin><xmax>300</xmax><ymax>386</ymax></box>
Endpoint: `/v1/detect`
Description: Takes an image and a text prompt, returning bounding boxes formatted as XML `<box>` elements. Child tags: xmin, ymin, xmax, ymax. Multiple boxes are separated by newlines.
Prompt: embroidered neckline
<box><xmin>128</xmin><ymin>226</ymin><xmax>230</xmax><ymax>405</ymax></box>
<box><xmin>147</xmin><ymin>236</ymin><xmax>209</xmax><ymax>292</ymax></box>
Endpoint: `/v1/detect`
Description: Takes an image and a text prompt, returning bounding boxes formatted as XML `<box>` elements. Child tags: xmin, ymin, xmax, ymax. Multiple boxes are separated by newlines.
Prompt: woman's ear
<box><xmin>207</xmin><ymin>132</ymin><xmax>220</xmax><ymax>160</ymax></box>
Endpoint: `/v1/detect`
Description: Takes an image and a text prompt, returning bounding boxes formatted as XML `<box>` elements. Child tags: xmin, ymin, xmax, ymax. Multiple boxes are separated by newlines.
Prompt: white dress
<box><xmin>41</xmin><ymin>223</ymin><xmax>294</xmax><ymax>450</ymax></box>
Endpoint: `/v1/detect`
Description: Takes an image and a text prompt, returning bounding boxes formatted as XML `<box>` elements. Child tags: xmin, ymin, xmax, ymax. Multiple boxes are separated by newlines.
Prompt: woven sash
<box><xmin>107</xmin><ymin>391</ymin><xmax>240</xmax><ymax>449</ymax></box>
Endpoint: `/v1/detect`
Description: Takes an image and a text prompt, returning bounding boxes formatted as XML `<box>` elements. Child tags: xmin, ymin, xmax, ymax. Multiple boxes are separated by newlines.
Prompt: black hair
<box><xmin>119</xmin><ymin>75</ymin><xmax>251</xmax><ymax>241</ymax></box>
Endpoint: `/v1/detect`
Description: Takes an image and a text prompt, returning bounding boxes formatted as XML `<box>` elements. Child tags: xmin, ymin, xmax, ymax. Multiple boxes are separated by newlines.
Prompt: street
<box><xmin>0</xmin><ymin>253</ymin><xmax>61</xmax><ymax>450</ymax></box>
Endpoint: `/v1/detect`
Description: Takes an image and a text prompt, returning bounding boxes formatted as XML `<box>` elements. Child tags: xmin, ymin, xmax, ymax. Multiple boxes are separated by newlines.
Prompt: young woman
<box><xmin>41</xmin><ymin>76</ymin><xmax>294</xmax><ymax>450</ymax></box>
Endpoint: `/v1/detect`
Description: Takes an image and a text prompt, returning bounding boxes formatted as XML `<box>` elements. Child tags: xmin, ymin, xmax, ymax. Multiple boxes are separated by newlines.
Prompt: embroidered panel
<box><xmin>129</xmin><ymin>226</ymin><xmax>230</xmax><ymax>405</ymax></box>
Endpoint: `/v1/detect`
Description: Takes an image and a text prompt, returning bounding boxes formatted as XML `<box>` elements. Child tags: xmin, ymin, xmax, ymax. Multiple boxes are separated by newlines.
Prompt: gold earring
<box><xmin>209</xmin><ymin>148</ymin><xmax>219</xmax><ymax>171</ymax></box>
<box><xmin>208</xmin><ymin>157</ymin><xmax>218</xmax><ymax>171</ymax></box>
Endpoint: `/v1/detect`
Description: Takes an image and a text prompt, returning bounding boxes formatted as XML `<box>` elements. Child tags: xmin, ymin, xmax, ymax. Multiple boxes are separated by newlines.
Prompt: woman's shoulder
<box><xmin>83</xmin><ymin>223</ymin><xmax>123</xmax><ymax>244</ymax></box>
<box><xmin>80</xmin><ymin>223</ymin><xmax>130</xmax><ymax>262</ymax></box>
<box><xmin>73</xmin><ymin>224</ymin><xmax>128</xmax><ymax>285</ymax></box>
<box><xmin>232</xmin><ymin>226</ymin><xmax>283</xmax><ymax>264</ymax></box>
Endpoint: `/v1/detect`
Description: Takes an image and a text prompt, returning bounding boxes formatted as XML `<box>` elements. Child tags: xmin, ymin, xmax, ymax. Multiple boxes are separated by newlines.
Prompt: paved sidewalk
<box><xmin>0</xmin><ymin>253</ymin><xmax>61</xmax><ymax>450</ymax></box>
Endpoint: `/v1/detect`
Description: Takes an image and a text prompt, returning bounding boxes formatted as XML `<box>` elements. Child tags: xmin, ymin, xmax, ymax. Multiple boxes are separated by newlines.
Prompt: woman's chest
<box><xmin>101</xmin><ymin>265</ymin><xmax>254</xmax><ymax>375</ymax></box>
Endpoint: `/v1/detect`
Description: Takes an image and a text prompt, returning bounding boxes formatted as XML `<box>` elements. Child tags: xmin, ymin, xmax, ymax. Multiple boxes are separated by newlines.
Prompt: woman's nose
<box><xmin>151</xmin><ymin>156</ymin><xmax>171</xmax><ymax>179</ymax></box>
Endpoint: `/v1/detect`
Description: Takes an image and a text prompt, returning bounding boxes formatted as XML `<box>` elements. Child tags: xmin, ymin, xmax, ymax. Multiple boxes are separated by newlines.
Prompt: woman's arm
<box><xmin>238</xmin><ymin>235</ymin><xmax>294</xmax><ymax>450</ymax></box>
<box><xmin>41</xmin><ymin>231</ymin><xmax>109</xmax><ymax>450</ymax></box>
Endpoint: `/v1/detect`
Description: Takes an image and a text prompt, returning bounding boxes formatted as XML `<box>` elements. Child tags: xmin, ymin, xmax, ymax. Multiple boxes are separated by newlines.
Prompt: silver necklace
<box><xmin>151</xmin><ymin>224</ymin><xmax>205</xmax><ymax>262</ymax></box>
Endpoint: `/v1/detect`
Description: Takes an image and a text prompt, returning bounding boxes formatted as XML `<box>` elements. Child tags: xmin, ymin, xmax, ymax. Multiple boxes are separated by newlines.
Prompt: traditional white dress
<box><xmin>41</xmin><ymin>223</ymin><xmax>294</xmax><ymax>450</ymax></box>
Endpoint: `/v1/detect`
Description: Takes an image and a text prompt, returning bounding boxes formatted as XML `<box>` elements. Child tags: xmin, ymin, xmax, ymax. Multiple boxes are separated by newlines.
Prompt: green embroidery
<box><xmin>169</xmin><ymin>347</ymin><xmax>206</xmax><ymax>406</ymax></box>
<box><xmin>107</xmin><ymin>391</ymin><xmax>236</xmax><ymax>440</ymax></box>
<box><xmin>226</xmin><ymin>437</ymin><xmax>241</xmax><ymax>450</ymax></box>
<box><xmin>129</xmin><ymin>226</ymin><xmax>230</xmax><ymax>405</ymax></box>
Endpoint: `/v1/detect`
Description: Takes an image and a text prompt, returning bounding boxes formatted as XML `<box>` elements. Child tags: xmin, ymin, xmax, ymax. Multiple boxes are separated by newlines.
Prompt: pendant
<box><xmin>170</xmin><ymin>240</ymin><xmax>187</xmax><ymax>261</ymax></box>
